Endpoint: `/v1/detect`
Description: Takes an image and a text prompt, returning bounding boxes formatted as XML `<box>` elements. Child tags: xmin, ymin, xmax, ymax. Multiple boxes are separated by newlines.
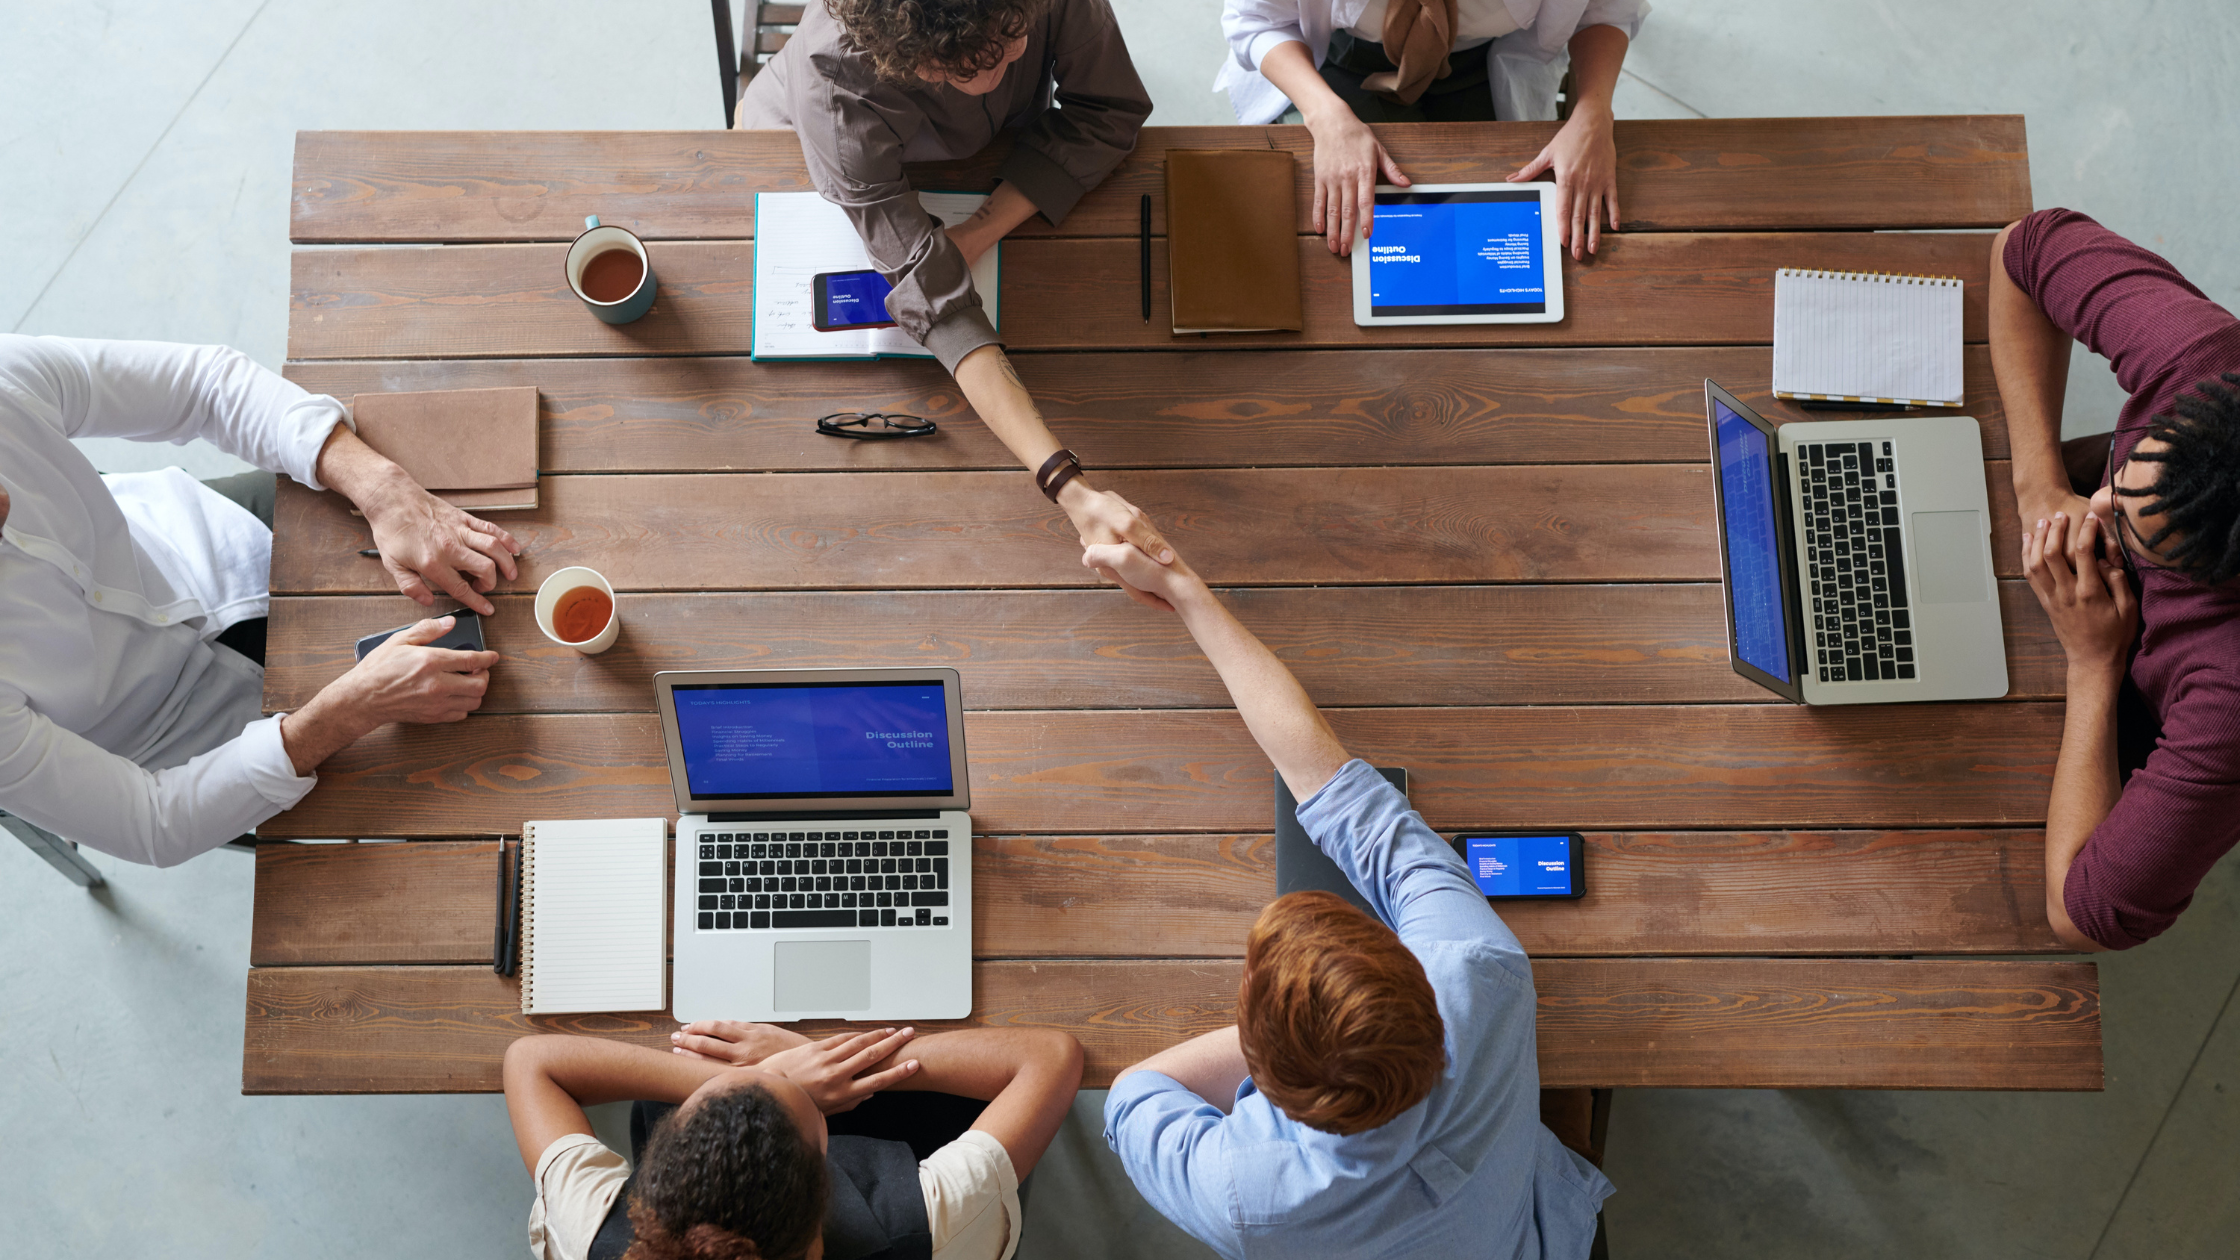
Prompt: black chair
<box><xmin>712</xmin><ymin>1</ymin><xmax>806</xmax><ymax>128</ymax></box>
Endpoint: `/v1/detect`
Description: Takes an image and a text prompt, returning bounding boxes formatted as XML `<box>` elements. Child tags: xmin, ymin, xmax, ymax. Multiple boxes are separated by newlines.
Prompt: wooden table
<box><xmin>247</xmin><ymin>117</ymin><xmax>2102</xmax><ymax>1095</ymax></box>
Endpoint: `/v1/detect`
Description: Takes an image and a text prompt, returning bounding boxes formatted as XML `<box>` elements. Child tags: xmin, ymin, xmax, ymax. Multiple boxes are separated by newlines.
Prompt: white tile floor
<box><xmin>6</xmin><ymin>2</ymin><xmax>2238</xmax><ymax>1256</ymax></box>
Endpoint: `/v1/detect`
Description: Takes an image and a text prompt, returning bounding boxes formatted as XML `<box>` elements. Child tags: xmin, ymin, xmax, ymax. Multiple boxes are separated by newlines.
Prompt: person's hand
<box><xmin>338</xmin><ymin>616</ymin><xmax>498</xmax><ymax>725</ymax></box>
<box><xmin>1303</xmin><ymin>108</ymin><xmax>1409</xmax><ymax>255</ymax></box>
<box><xmin>757</xmin><ymin>1027</ymin><xmax>922</xmax><ymax>1115</ymax></box>
<box><xmin>1081</xmin><ymin>538</ymin><xmax>1205</xmax><ymax>614</ymax></box>
<box><xmin>669</xmin><ymin>1020</ymin><xmax>811</xmax><ymax>1065</ymax></box>
<box><xmin>1509</xmin><ymin>103</ymin><xmax>1619</xmax><ymax>259</ymax></box>
<box><xmin>2023</xmin><ymin>511</ymin><xmax>2137</xmax><ymax>674</ymax></box>
<box><xmin>361</xmin><ymin>481</ymin><xmax>522</xmax><ymax>616</ymax></box>
<box><xmin>2018</xmin><ymin>487</ymin><xmax>2106</xmax><ymax>564</ymax></box>
<box><xmin>1058</xmin><ymin>482</ymin><xmax>1176</xmax><ymax>609</ymax></box>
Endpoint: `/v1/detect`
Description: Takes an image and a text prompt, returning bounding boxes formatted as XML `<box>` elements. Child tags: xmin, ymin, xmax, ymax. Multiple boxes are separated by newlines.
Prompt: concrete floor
<box><xmin>6</xmin><ymin>1</ymin><xmax>2238</xmax><ymax>1256</ymax></box>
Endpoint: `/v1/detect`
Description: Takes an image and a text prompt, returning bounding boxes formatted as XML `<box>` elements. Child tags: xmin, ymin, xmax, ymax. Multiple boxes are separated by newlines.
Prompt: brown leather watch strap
<box><xmin>1035</xmin><ymin>448</ymin><xmax>1083</xmax><ymax>502</ymax></box>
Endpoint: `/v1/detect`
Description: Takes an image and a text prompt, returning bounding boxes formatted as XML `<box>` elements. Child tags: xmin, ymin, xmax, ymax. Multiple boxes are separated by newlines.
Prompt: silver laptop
<box><xmin>1705</xmin><ymin>380</ymin><xmax>2007</xmax><ymax>704</ymax></box>
<box><xmin>657</xmin><ymin>667</ymin><xmax>972</xmax><ymax>1022</ymax></box>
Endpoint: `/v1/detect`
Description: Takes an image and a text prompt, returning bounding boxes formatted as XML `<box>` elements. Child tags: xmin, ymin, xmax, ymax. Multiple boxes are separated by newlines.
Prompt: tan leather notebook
<box><xmin>1166</xmin><ymin>150</ymin><xmax>1303</xmax><ymax>334</ymax></box>
<box><xmin>350</xmin><ymin>386</ymin><xmax>540</xmax><ymax>512</ymax></box>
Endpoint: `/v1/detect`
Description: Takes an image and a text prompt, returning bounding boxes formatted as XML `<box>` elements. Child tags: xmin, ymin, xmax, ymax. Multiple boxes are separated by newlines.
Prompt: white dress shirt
<box><xmin>0</xmin><ymin>335</ymin><xmax>347</xmax><ymax>866</ymax></box>
<box><xmin>1217</xmin><ymin>0</ymin><xmax>1651</xmax><ymax>124</ymax></box>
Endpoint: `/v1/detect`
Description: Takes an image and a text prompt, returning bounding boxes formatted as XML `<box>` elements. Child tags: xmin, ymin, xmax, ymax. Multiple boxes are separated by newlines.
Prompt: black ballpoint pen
<box><xmin>504</xmin><ymin>837</ymin><xmax>524</xmax><ymax>976</ymax></box>
<box><xmin>492</xmin><ymin>838</ymin><xmax>509</xmax><ymax>974</ymax></box>
<box><xmin>1139</xmin><ymin>194</ymin><xmax>1152</xmax><ymax>322</ymax></box>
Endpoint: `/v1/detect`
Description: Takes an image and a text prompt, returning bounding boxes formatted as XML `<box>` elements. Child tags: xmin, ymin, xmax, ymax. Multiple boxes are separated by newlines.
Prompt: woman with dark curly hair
<box><xmin>504</xmin><ymin>1021</ymin><xmax>1081</xmax><ymax>1260</ymax></box>
<box><xmin>740</xmin><ymin>0</ymin><xmax>1175</xmax><ymax>605</ymax></box>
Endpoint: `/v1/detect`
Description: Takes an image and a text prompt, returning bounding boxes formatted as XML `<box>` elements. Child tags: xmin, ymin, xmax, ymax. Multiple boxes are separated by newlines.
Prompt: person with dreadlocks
<box><xmin>1990</xmin><ymin>208</ymin><xmax>2240</xmax><ymax>951</ymax></box>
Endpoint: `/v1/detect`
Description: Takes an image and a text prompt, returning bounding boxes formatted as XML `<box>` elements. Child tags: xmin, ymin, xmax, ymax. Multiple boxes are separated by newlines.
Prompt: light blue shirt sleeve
<box><xmin>1291</xmin><ymin>760</ymin><xmax>1527</xmax><ymax>968</ymax></box>
<box><xmin>1102</xmin><ymin>1071</ymin><xmax>1243</xmax><ymax>1258</ymax></box>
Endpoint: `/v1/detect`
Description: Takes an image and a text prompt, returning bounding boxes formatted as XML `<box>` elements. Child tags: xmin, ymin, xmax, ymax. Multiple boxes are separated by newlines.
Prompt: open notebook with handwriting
<box><xmin>751</xmin><ymin>191</ymin><xmax>1000</xmax><ymax>360</ymax></box>
<box><xmin>518</xmin><ymin>818</ymin><xmax>668</xmax><ymax>1015</ymax></box>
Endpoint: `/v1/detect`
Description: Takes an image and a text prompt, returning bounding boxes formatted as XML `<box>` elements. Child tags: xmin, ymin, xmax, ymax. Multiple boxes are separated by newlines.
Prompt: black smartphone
<box><xmin>1450</xmin><ymin>830</ymin><xmax>1586</xmax><ymax>900</ymax></box>
<box><xmin>354</xmin><ymin>611</ymin><xmax>486</xmax><ymax>661</ymax></box>
<box><xmin>812</xmin><ymin>268</ymin><xmax>897</xmax><ymax>331</ymax></box>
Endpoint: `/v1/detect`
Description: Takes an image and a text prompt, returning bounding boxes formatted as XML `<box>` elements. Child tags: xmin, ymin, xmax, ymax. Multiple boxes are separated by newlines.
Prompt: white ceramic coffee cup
<box><xmin>534</xmin><ymin>566</ymin><xmax>620</xmax><ymax>654</ymax></box>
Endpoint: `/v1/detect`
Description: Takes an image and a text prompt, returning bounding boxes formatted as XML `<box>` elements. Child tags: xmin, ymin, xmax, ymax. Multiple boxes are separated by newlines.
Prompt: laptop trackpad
<box><xmin>1910</xmin><ymin>511</ymin><xmax>1991</xmax><ymax>604</ymax></box>
<box><xmin>774</xmin><ymin>940</ymin><xmax>872</xmax><ymax>1011</ymax></box>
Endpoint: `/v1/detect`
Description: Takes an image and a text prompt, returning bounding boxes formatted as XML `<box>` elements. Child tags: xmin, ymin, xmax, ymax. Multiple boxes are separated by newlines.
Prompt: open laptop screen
<box><xmin>1713</xmin><ymin>399</ymin><xmax>1794</xmax><ymax>681</ymax></box>
<box><xmin>672</xmin><ymin>680</ymin><xmax>955</xmax><ymax>800</ymax></box>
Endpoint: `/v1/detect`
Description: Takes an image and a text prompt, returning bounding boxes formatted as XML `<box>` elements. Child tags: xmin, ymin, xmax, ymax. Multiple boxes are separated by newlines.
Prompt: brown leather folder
<box><xmin>1165</xmin><ymin>150</ymin><xmax>1303</xmax><ymax>334</ymax></box>
<box><xmin>350</xmin><ymin>386</ymin><xmax>540</xmax><ymax>512</ymax></box>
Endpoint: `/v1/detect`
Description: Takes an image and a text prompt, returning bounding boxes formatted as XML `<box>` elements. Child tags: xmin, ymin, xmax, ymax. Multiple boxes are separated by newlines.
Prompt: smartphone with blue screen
<box><xmin>813</xmin><ymin>269</ymin><xmax>897</xmax><ymax>332</ymax></box>
<box><xmin>1451</xmin><ymin>831</ymin><xmax>1586</xmax><ymax>900</ymax></box>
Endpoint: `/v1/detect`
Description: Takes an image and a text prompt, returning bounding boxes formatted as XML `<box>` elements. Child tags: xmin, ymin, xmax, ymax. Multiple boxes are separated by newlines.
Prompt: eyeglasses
<box><xmin>816</xmin><ymin>412</ymin><xmax>937</xmax><ymax>441</ymax></box>
<box><xmin>2103</xmin><ymin>435</ymin><xmax>2162</xmax><ymax>573</ymax></box>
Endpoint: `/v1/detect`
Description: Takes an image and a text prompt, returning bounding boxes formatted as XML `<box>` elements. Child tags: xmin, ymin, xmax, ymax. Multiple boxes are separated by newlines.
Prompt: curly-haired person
<box><xmin>1990</xmin><ymin>207</ymin><xmax>2240</xmax><ymax>951</ymax></box>
<box><xmin>740</xmin><ymin>1</ymin><xmax>1177</xmax><ymax>608</ymax></box>
<box><xmin>504</xmin><ymin>1021</ymin><xmax>1080</xmax><ymax>1260</ymax></box>
<box><xmin>1080</xmin><ymin>531</ymin><xmax>1612</xmax><ymax>1259</ymax></box>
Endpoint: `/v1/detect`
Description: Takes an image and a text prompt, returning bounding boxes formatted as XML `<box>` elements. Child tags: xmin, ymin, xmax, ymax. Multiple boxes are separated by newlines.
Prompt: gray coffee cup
<box><xmin>565</xmin><ymin>216</ymin><xmax>657</xmax><ymax>324</ymax></box>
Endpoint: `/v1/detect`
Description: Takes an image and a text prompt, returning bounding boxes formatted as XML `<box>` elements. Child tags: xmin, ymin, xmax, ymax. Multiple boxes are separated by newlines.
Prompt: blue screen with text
<box><xmin>1464</xmin><ymin>835</ymin><xmax>1575</xmax><ymax>897</ymax></box>
<box><xmin>674</xmin><ymin>682</ymin><xmax>951</xmax><ymax>798</ymax></box>
<box><xmin>820</xmin><ymin>270</ymin><xmax>894</xmax><ymax>327</ymax></box>
<box><xmin>1367</xmin><ymin>192</ymin><xmax>1545</xmax><ymax>315</ymax></box>
<box><xmin>1715</xmin><ymin>401</ymin><xmax>1792</xmax><ymax>680</ymax></box>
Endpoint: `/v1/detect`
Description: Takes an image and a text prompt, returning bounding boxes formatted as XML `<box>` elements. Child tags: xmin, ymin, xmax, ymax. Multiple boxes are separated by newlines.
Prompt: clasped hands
<box><xmin>672</xmin><ymin>1020</ymin><xmax>923</xmax><ymax>1114</ymax></box>
<box><xmin>2023</xmin><ymin>509</ymin><xmax>2138</xmax><ymax>677</ymax></box>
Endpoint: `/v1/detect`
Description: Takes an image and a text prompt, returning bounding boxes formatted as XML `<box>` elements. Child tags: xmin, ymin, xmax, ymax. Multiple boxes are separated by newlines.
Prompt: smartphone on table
<box><xmin>1451</xmin><ymin>830</ymin><xmax>1586</xmax><ymax>900</ymax></box>
<box><xmin>812</xmin><ymin>269</ymin><xmax>897</xmax><ymax>331</ymax></box>
<box><xmin>353</xmin><ymin>611</ymin><xmax>486</xmax><ymax>661</ymax></box>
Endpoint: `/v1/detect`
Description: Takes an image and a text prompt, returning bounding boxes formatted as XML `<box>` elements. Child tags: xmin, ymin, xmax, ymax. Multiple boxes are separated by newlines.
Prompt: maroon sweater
<box><xmin>2005</xmin><ymin>209</ymin><xmax>2240</xmax><ymax>949</ymax></box>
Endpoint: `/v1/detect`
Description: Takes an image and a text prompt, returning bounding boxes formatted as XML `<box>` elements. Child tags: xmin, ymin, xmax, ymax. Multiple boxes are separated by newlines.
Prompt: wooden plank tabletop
<box><xmin>252</xmin><ymin>118</ymin><xmax>2101</xmax><ymax>1095</ymax></box>
<box><xmin>291</xmin><ymin>117</ymin><xmax>2032</xmax><ymax>243</ymax></box>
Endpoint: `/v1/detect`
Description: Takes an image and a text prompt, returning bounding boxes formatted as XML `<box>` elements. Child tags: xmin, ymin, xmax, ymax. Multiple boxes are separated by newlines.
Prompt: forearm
<box><xmin>869</xmin><ymin>1027</ymin><xmax>1082</xmax><ymax>1179</ymax></box>
<box><xmin>1259</xmin><ymin>39</ymin><xmax>1350</xmax><ymax>126</ymax></box>
<box><xmin>312</xmin><ymin>423</ymin><xmax>419</xmax><ymax>514</ymax></box>
<box><xmin>1989</xmin><ymin>224</ymin><xmax>2075</xmax><ymax>506</ymax></box>
<box><xmin>502</xmin><ymin>1036</ymin><xmax>729</xmax><ymax>1172</ymax></box>
<box><xmin>278</xmin><ymin>679</ymin><xmax>378</xmax><ymax>777</ymax></box>
<box><xmin>948</xmin><ymin>183</ymin><xmax>1040</xmax><ymax>268</ymax></box>
<box><xmin>1565</xmin><ymin>24</ymin><xmax>1629</xmax><ymax>113</ymax></box>
<box><xmin>2044</xmin><ymin>664</ymin><xmax>2123</xmax><ymax>951</ymax></box>
<box><xmin>952</xmin><ymin>344</ymin><xmax>1070</xmax><ymax>474</ymax></box>
<box><xmin>1170</xmin><ymin>585</ymin><xmax>1349</xmax><ymax>800</ymax></box>
<box><xmin>1111</xmin><ymin>1026</ymin><xmax>1248</xmax><ymax>1112</ymax></box>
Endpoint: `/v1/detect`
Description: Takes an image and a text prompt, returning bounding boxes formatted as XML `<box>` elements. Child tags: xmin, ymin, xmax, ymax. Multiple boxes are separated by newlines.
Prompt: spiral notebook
<box><xmin>519</xmin><ymin>818</ymin><xmax>668</xmax><ymax>1015</ymax></box>
<box><xmin>1772</xmin><ymin>268</ymin><xmax>1965</xmax><ymax>407</ymax></box>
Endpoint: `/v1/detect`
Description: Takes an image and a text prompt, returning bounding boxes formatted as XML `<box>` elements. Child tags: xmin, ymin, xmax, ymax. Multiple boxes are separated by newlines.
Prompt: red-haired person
<box><xmin>1083</xmin><ymin>533</ymin><xmax>1611</xmax><ymax>1258</ymax></box>
<box><xmin>504</xmin><ymin>1022</ymin><xmax>1081</xmax><ymax>1260</ymax></box>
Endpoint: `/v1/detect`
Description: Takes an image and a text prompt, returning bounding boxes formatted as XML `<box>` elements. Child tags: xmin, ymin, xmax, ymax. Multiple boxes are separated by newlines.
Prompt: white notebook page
<box><xmin>521</xmin><ymin>818</ymin><xmax>668</xmax><ymax>1015</ymax></box>
<box><xmin>1772</xmin><ymin>269</ymin><xmax>1964</xmax><ymax>406</ymax></box>
<box><xmin>752</xmin><ymin>191</ymin><xmax>999</xmax><ymax>359</ymax></box>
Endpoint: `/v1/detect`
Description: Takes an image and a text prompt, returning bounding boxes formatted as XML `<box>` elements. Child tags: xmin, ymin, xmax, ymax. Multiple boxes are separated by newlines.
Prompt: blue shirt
<box><xmin>1103</xmin><ymin>759</ymin><xmax>1613</xmax><ymax>1259</ymax></box>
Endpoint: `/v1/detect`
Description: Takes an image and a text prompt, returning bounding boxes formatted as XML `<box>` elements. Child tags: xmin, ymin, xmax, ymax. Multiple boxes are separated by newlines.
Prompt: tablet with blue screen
<box><xmin>1350</xmin><ymin>182</ymin><xmax>1564</xmax><ymax>326</ymax></box>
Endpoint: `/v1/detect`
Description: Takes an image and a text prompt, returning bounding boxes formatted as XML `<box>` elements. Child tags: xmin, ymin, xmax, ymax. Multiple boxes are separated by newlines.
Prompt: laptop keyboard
<box><xmin>692</xmin><ymin>827</ymin><xmax>954</xmax><ymax>931</ymax></box>
<box><xmin>1799</xmin><ymin>440</ymin><xmax>1916</xmax><ymax>683</ymax></box>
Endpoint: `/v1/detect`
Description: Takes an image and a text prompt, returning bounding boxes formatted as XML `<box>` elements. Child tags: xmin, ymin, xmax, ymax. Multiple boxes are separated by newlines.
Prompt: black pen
<box><xmin>501</xmin><ymin>835</ymin><xmax>524</xmax><ymax>976</ymax></box>
<box><xmin>1139</xmin><ymin>194</ymin><xmax>1152</xmax><ymax>322</ymax></box>
<box><xmin>492</xmin><ymin>838</ymin><xmax>509</xmax><ymax>974</ymax></box>
<box><xmin>358</xmin><ymin>548</ymin><xmax>380</xmax><ymax>557</ymax></box>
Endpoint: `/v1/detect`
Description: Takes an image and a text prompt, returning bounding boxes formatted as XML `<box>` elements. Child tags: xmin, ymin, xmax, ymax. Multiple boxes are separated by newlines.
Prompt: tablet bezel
<box><xmin>1350</xmin><ymin>182</ymin><xmax>1565</xmax><ymax>326</ymax></box>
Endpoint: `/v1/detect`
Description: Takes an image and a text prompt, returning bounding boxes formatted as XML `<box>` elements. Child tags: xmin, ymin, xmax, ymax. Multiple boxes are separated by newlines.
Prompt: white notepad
<box><xmin>1772</xmin><ymin>268</ymin><xmax>1965</xmax><ymax>407</ymax></box>
<box><xmin>519</xmin><ymin>818</ymin><xmax>668</xmax><ymax>1015</ymax></box>
<box><xmin>751</xmin><ymin>190</ymin><xmax>1000</xmax><ymax>360</ymax></box>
